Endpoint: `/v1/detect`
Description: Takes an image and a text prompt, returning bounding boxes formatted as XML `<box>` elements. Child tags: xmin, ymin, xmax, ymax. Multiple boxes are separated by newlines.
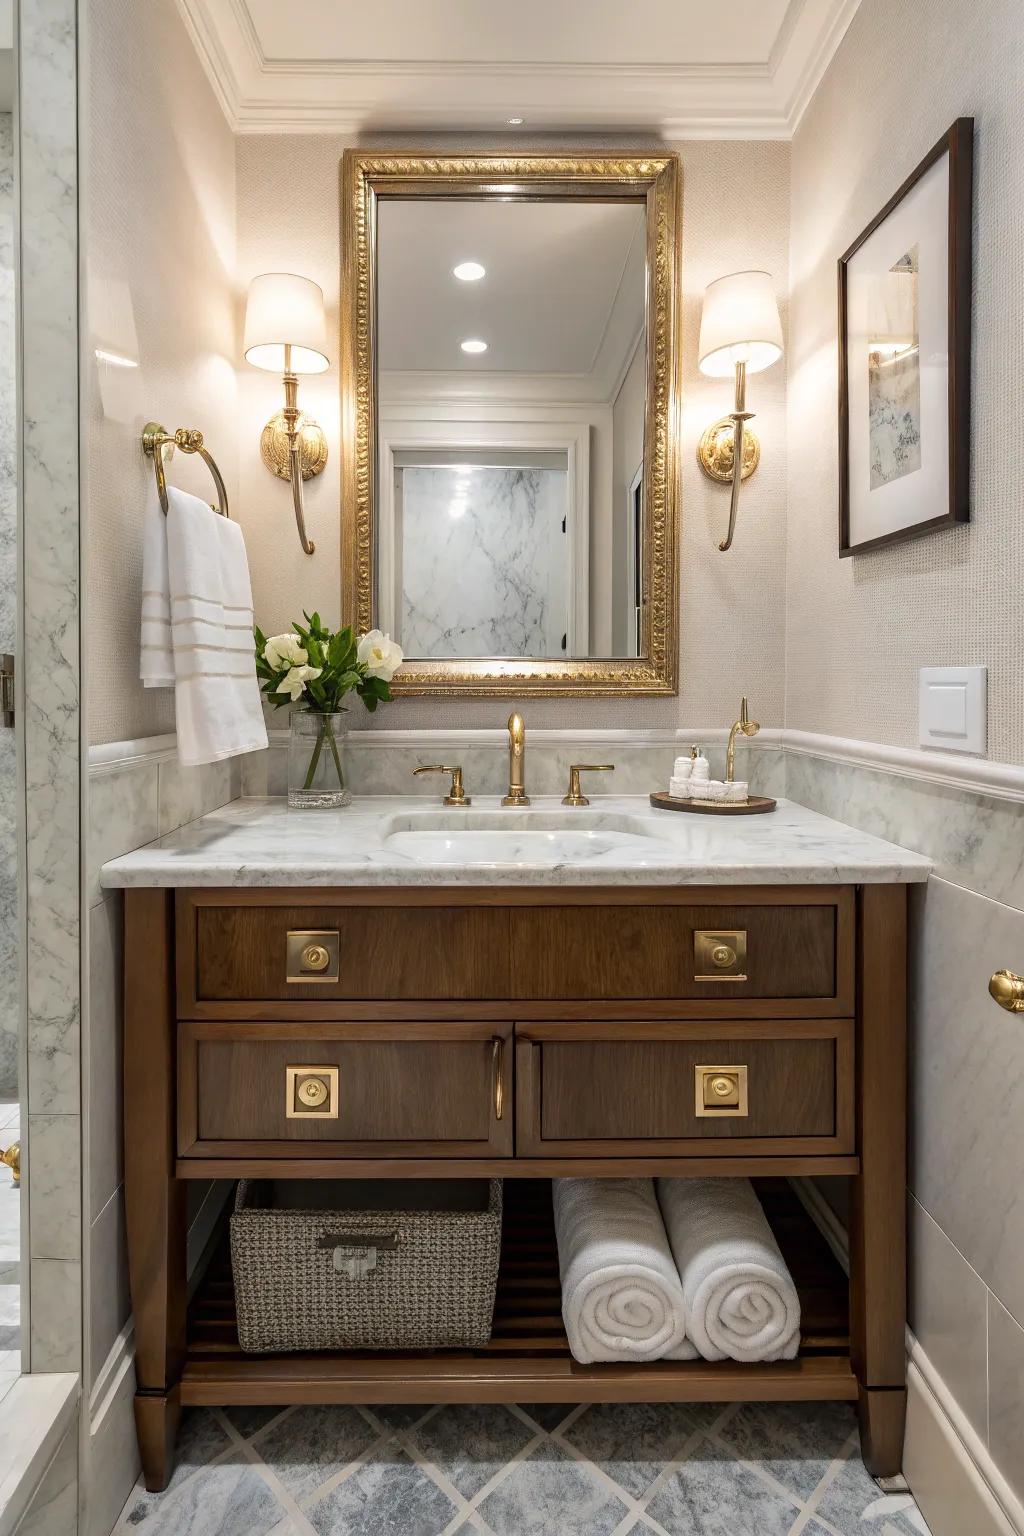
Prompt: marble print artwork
<box><xmin>399</xmin><ymin>465</ymin><xmax>568</xmax><ymax>659</ymax></box>
<box><xmin>868</xmin><ymin>247</ymin><xmax>922</xmax><ymax>490</ymax></box>
<box><xmin>114</xmin><ymin>1400</ymin><xmax>933</xmax><ymax>1536</ymax></box>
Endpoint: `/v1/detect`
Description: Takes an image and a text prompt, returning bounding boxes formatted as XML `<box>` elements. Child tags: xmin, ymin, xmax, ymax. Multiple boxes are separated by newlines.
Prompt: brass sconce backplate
<box><xmin>260</xmin><ymin>410</ymin><xmax>329</xmax><ymax>483</ymax></box>
<box><xmin>697</xmin><ymin>418</ymin><xmax>760</xmax><ymax>484</ymax></box>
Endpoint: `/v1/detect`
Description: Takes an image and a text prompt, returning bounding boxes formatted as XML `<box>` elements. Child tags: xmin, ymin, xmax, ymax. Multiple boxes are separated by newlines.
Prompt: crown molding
<box><xmin>175</xmin><ymin>0</ymin><xmax>861</xmax><ymax>138</ymax></box>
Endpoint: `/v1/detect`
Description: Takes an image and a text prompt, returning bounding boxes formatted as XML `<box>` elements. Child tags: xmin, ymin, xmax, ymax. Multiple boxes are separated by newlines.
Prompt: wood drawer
<box><xmin>511</xmin><ymin>898</ymin><xmax>850</xmax><ymax>1006</ymax></box>
<box><xmin>181</xmin><ymin>898</ymin><xmax>510</xmax><ymax>1005</ymax></box>
<box><xmin>177</xmin><ymin>1021</ymin><xmax>513</xmax><ymax>1159</ymax></box>
<box><xmin>515</xmin><ymin>1020</ymin><xmax>854</xmax><ymax>1157</ymax></box>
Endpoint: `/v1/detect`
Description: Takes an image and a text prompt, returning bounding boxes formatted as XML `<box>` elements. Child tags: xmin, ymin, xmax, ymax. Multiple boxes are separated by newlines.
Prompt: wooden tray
<box><xmin>650</xmin><ymin>791</ymin><xmax>777</xmax><ymax>815</ymax></box>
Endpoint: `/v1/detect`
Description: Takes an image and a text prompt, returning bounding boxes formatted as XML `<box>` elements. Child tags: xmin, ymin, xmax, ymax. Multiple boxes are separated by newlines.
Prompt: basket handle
<box><xmin>318</xmin><ymin>1230</ymin><xmax>401</xmax><ymax>1279</ymax></box>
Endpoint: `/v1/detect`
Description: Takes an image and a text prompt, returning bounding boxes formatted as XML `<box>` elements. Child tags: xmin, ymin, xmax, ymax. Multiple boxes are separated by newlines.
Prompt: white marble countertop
<box><xmin>99</xmin><ymin>795</ymin><xmax>933</xmax><ymax>888</ymax></box>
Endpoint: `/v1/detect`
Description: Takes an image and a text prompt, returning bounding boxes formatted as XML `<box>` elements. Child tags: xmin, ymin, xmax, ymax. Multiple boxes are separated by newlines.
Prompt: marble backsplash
<box><xmin>240</xmin><ymin>732</ymin><xmax>786</xmax><ymax>803</ymax></box>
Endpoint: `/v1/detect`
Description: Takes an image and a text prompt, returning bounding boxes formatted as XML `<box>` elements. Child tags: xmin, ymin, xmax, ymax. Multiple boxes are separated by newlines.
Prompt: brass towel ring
<box><xmin>142</xmin><ymin>421</ymin><xmax>229</xmax><ymax>518</ymax></box>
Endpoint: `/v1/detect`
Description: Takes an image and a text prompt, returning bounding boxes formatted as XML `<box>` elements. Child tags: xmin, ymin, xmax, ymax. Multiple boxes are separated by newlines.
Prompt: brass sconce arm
<box><xmin>720</xmin><ymin>362</ymin><xmax>753</xmax><ymax>553</ymax></box>
<box><xmin>283</xmin><ymin>351</ymin><xmax>315</xmax><ymax>556</ymax></box>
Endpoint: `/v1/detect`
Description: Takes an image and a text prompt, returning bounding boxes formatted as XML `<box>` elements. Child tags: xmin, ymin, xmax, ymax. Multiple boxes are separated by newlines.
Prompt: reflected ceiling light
<box><xmin>507</xmin><ymin>117</ymin><xmax>524</xmax><ymax>125</ymax></box>
<box><xmin>453</xmin><ymin>261</ymin><xmax>486</xmax><ymax>282</ymax></box>
<box><xmin>448</xmin><ymin>499</ymin><xmax>467</xmax><ymax>520</ymax></box>
<box><xmin>460</xmin><ymin>338</ymin><xmax>488</xmax><ymax>354</ymax></box>
<box><xmin>94</xmin><ymin>348</ymin><xmax>138</xmax><ymax>368</ymax></box>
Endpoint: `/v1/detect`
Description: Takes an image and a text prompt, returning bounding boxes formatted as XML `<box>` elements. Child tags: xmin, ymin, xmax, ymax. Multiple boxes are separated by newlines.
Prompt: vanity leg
<box><xmin>850</xmin><ymin>884</ymin><xmax>908</xmax><ymax>1478</ymax></box>
<box><xmin>124</xmin><ymin>889</ymin><xmax>188</xmax><ymax>1492</ymax></box>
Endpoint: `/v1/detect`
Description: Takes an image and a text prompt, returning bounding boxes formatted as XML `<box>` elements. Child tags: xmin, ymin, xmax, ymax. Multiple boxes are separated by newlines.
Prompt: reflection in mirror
<box><xmin>376</xmin><ymin>198</ymin><xmax>646</xmax><ymax>662</ymax></box>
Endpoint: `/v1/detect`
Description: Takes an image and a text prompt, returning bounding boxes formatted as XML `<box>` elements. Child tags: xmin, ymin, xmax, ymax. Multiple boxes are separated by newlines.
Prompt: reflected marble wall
<box><xmin>0</xmin><ymin>116</ymin><xmax>15</xmax><ymax>1096</ymax></box>
<box><xmin>400</xmin><ymin>466</ymin><xmax>567</xmax><ymax>658</ymax></box>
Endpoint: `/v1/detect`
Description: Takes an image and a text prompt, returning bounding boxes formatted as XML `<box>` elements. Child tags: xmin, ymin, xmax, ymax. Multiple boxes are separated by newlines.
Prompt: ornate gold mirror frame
<box><xmin>340</xmin><ymin>151</ymin><xmax>681</xmax><ymax>697</ymax></box>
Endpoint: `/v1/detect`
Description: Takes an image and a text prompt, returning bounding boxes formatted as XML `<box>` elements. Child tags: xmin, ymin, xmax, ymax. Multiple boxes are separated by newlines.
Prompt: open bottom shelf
<box><xmin>181</xmin><ymin>1178</ymin><xmax>856</xmax><ymax>1408</ymax></box>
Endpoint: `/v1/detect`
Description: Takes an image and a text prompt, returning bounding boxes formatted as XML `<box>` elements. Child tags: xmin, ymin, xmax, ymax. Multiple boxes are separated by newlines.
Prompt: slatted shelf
<box><xmin>181</xmin><ymin>1178</ymin><xmax>854</xmax><ymax>1406</ymax></box>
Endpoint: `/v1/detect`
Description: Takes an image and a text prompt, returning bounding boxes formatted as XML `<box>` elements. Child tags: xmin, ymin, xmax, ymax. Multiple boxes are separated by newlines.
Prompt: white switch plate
<box><xmin>919</xmin><ymin>666</ymin><xmax>987</xmax><ymax>755</ymax></box>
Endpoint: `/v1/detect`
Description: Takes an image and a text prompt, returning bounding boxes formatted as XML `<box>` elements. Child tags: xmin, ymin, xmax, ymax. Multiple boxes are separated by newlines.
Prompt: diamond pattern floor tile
<box><xmin>476</xmin><ymin>1440</ymin><xmax>629</xmax><ymax>1536</ymax></box>
<box><xmin>303</xmin><ymin>1446</ymin><xmax>459</xmax><ymax>1535</ymax></box>
<box><xmin>113</xmin><ymin>1402</ymin><xmax>935</xmax><ymax>1536</ymax></box>
<box><xmin>409</xmin><ymin>1402</ymin><xmax>538</xmax><ymax>1497</ymax></box>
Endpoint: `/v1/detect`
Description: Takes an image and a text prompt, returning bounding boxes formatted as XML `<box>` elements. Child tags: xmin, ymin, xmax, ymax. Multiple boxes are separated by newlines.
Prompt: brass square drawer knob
<box><xmin>694</xmin><ymin>929</ymin><xmax>748</xmax><ymax>981</ymax></box>
<box><xmin>695</xmin><ymin>1063</ymin><xmax>749</xmax><ymax>1117</ymax></box>
<box><xmin>286</xmin><ymin>930</ymin><xmax>340</xmax><ymax>983</ymax></box>
<box><xmin>286</xmin><ymin>1065</ymin><xmax>340</xmax><ymax>1119</ymax></box>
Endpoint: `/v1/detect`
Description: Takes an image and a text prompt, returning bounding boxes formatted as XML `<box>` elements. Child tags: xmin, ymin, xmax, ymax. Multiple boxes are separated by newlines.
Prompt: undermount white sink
<box><xmin>382</xmin><ymin>809</ymin><xmax>664</xmax><ymax>866</ymax></box>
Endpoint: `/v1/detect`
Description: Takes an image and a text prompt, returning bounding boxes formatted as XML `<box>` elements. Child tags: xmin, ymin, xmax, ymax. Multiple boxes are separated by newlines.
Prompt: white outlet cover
<box><xmin>918</xmin><ymin>666</ymin><xmax>987</xmax><ymax>755</ymax></box>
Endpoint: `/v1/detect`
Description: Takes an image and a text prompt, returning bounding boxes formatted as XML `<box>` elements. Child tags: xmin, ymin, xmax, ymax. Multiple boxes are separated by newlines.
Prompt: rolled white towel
<box><xmin>553</xmin><ymin>1178</ymin><xmax>696</xmax><ymax>1363</ymax></box>
<box><xmin>656</xmin><ymin>1178</ymin><xmax>801</xmax><ymax>1362</ymax></box>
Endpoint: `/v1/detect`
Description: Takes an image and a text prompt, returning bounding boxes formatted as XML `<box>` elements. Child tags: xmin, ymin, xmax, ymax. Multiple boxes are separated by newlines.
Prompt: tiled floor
<box><xmin>114</xmin><ymin>1400</ymin><xmax>933</xmax><ymax>1536</ymax></box>
<box><xmin>0</xmin><ymin>1098</ymin><xmax>20</xmax><ymax>1401</ymax></box>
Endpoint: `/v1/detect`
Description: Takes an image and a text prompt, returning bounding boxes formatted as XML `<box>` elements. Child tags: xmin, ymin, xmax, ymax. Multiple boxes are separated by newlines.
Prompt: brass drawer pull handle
<box><xmin>285</xmin><ymin>1065</ymin><xmax>340</xmax><ymax>1119</ymax></box>
<box><xmin>694</xmin><ymin>929</ymin><xmax>748</xmax><ymax>982</ymax></box>
<box><xmin>286</xmin><ymin>930</ymin><xmax>340</xmax><ymax>983</ymax></box>
<box><xmin>695</xmin><ymin>1064</ymin><xmax>749</xmax><ymax>1117</ymax></box>
<box><xmin>990</xmin><ymin>970</ymin><xmax>1024</xmax><ymax>1012</ymax></box>
<box><xmin>491</xmin><ymin>1036</ymin><xmax>504</xmax><ymax>1121</ymax></box>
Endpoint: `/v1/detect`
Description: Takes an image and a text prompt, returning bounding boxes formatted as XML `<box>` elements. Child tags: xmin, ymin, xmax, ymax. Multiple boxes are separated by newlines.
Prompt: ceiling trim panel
<box><xmin>176</xmin><ymin>0</ymin><xmax>861</xmax><ymax>138</ymax></box>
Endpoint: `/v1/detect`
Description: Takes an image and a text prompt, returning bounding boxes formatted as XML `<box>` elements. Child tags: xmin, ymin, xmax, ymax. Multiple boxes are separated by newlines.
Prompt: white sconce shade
<box><xmin>698</xmin><ymin>270</ymin><xmax>783</xmax><ymax>378</ymax></box>
<box><xmin>243</xmin><ymin>273</ymin><xmax>330</xmax><ymax>374</ymax></box>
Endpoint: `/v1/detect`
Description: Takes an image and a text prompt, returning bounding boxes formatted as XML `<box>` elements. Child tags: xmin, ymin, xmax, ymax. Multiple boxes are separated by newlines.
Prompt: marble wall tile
<box><xmin>27</xmin><ymin>1114</ymin><xmax>81</xmax><ymax>1262</ymax></box>
<box><xmin>29</xmin><ymin>1258</ymin><xmax>80</xmax><ymax>1373</ymax></box>
<box><xmin>88</xmin><ymin>892</ymin><xmax>123</xmax><ymax>1219</ymax></box>
<box><xmin>785</xmin><ymin>751</ymin><xmax>1024</xmax><ymax>909</ymax></box>
<box><xmin>87</xmin><ymin>761</ymin><xmax>159</xmax><ymax>908</ymax></box>
<box><xmin>157</xmin><ymin>755</ymin><xmax>243</xmax><ymax>837</ymax></box>
<box><xmin>0</xmin><ymin>111</ymin><xmax>16</xmax><ymax>1100</ymax></box>
<box><xmin>400</xmin><ymin>465</ymin><xmax>567</xmax><ymax>658</ymax></box>
<box><xmin>88</xmin><ymin>1186</ymin><xmax>129</xmax><ymax>1393</ymax></box>
<box><xmin>907</xmin><ymin>1195</ymin><xmax>989</xmax><ymax>1443</ymax></box>
<box><xmin>908</xmin><ymin>876</ymin><xmax>1024</xmax><ymax>1325</ymax></box>
<box><xmin>987</xmin><ymin>1293</ymin><xmax>1024</xmax><ymax>1507</ymax></box>
<box><xmin>16</xmin><ymin>1410</ymin><xmax>79</xmax><ymax>1536</ymax></box>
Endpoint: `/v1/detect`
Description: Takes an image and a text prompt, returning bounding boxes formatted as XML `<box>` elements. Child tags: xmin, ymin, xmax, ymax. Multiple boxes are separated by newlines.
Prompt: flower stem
<box><xmin>303</xmin><ymin>717</ymin><xmax>326</xmax><ymax>790</ymax></box>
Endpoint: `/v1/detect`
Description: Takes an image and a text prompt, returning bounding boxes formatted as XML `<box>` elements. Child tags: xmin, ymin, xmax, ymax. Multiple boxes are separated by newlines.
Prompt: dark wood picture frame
<box><xmin>838</xmin><ymin>117</ymin><xmax>973</xmax><ymax>557</ymax></box>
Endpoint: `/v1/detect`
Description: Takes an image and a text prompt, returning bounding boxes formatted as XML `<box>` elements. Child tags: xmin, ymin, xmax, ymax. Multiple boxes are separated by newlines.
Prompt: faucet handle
<box><xmin>412</xmin><ymin>764</ymin><xmax>471</xmax><ymax>806</ymax></box>
<box><xmin>562</xmin><ymin>763</ymin><xmax>615</xmax><ymax>807</ymax></box>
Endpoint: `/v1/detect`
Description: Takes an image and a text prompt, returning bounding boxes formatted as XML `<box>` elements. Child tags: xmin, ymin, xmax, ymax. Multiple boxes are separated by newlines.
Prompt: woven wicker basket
<box><xmin>231</xmin><ymin>1179</ymin><xmax>502</xmax><ymax>1353</ymax></box>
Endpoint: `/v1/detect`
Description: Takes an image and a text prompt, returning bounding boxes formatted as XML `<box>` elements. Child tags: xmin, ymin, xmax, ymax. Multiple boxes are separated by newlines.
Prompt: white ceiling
<box><xmin>377</xmin><ymin>200</ymin><xmax>645</xmax><ymax>384</ymax></box>
<box><xmin>176</xmin><ymin>0</ymin><xmax>862</xmax><ymax>137</ymax></box>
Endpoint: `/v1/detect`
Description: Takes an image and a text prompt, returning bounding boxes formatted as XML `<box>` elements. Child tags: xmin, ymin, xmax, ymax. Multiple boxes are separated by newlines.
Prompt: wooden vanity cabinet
<box><xmin>124</xmin><ymin>883</ymin><xmax>907</xmax><ymax>1492</ymax></box>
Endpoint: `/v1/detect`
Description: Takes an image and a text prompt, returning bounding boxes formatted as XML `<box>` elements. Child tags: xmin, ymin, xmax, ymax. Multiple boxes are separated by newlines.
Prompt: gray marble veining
<box><xmin>100</xmin><ymin>794</ymin><xmax>931</xmax><ymax>890</ymax></box>
<box><xmin>0</xmin><ymin>113</ymin><xmax>16</xmax><ymax>1097</ymax></box>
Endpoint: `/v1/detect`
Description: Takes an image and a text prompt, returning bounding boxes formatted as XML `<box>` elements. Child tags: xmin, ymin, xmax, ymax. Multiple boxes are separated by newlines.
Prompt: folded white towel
<box><xmin>553</xmin><ymin>1178</ymin><xmax>696</xmax><ymax>1363</ymax></box>
<box><xmin>722</xmin><ymin>781</ymin><xmax>749</xmax><ymax>803</ymax></box>
<box><xmin>668</xmin><ymin>777</ymin><xmax>692</xmax><ymax>799</ymax></box>
<box><xmin>657</xmin><ymin>1178</ymin><xmax>800</xmax><ymax>1362</ymax></box>
<box><xmin>141</xmin><ymin>484</ymin><xmax>268</xmax><ymax>767</ymax></box>
<box><xmin>692</xmin><ymin>779</ymin><xmax>726</xmax><ymax>802</ymax></box>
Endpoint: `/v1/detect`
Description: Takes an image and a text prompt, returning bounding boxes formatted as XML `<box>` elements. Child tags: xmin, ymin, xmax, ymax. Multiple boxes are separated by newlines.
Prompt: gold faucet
<box><xmin>1</xmin><ymin>1142</ymin><xmax>19</xmax><ymax>1187</ymax></box>
<box><xmin>726</xmin><ymin>696</ymin><xmax>760</xmax><ymax>782</ymax></box>
<box><xmin>412</xmin><ymin>764</ymin><xmax>470</xmax><ymax>805</ymax></box>
<box><xmin>502</xmin><ymin>712</ymin><xmax>530</xmax><ymax>806</ymax></box>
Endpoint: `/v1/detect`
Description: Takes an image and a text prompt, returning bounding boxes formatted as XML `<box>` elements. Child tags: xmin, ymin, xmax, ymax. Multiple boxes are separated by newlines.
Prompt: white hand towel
<box><xmin>657</xmin><ymin>1177</ymin><xmax>800</xmax><ymax>1362</ymax></box>
<box><xmin>141</xmin><ymin>485</ymin><xmax>268</xmax><ymax>766</ymax></box>
<box><xmin>140</xmin><ymin>480</ymin><xmax>174</xmax><ymax>687</ymax></box>
<box><xmin>668</xmin><ymin>777</ymin><xmax>692</xmax><ymax>799</ymax></box>
<box><xmin>553</xmin><ymin>1178</ymin><xmax>696</xmax><ymax>1363</ymax></box>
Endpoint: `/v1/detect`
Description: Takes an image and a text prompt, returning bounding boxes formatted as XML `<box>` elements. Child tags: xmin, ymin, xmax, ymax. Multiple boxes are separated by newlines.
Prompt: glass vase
<box><xmin>287</xmin><ymin>711</ymin><xmax>351</xmax><ymax>809</ymax></box>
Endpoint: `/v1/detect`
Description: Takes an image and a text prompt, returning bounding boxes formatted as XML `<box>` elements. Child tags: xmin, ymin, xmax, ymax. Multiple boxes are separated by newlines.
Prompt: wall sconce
<box><xmin>697</xmin><ymin>270</ymin><xmax>783</xmax><ymax>552</ymax></box>
<box><xmin>243</xmin><ymin>272</ymin><xmax>330</xmax><ymax>555</ymax></box>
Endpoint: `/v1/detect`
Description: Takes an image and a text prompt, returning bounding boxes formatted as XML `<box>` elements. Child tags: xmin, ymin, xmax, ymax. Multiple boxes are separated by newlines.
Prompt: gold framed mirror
<box><xmin>341</xmin><ymin>151</ymin><xmax>681</xmax><ymax>697</ymax></box>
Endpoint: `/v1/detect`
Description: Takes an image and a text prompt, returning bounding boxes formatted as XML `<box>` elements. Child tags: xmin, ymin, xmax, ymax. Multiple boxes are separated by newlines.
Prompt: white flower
<box><xmin>357</xmin><ymin>630</ymin><xmax>404</xmax><ymax>682</ymax></box>
<box><xmin>275</xmin><ymin>664</ymin><xmax>322</xmax><ymax>702</ymax></box>
<box><xmin>264</xmin><ymin>633</ymin><xmax>308</xmax><ymax>671</ymax></box>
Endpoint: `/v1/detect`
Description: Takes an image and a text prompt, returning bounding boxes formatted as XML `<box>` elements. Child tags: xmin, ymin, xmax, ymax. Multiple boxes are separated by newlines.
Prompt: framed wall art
<box><xmin>838</xmin><ymin>117</ymin><xmax>973</xmax><ymax>555</ymax></box>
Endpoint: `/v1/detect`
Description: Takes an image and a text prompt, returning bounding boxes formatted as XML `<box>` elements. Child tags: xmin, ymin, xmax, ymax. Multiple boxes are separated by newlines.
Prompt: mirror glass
<box><xmin>376</xmin><ymin>197</ymin><xmax>647</xmax><ymax>661</ymax></box>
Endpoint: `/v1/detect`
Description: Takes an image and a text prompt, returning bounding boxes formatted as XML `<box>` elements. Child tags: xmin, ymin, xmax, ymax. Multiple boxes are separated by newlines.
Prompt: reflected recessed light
<box><xmin>506</xmin><ymin>117</ymin><xmax>524</xmax><ymax>126</ymax></box>
<box><xmin>94</xmin><ymin>347</ymin><xmax>139</xmax><ymax>368</ymax></box>
<box><xmin>460</xmin><ymin>338</ymin><xmax>488</xmax><ymax>354</ymax></box>
<box><xmin>453</xmin><ymin>261</ymin><xmax>486</xmax><ymax>282</ymax></box>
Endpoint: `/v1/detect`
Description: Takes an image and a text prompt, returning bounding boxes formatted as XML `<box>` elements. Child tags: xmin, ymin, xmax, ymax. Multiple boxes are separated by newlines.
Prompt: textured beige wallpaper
<box><xmin>235</xmin><ymin>133</ymin><xmax>791</xmax><ymax>733</ymax></box>
<box><xmin>786</xmin><ymin>0</ymin><xmax>1024</xmax><ymax>763</ymax></box>
<box><xmin>84</xmin><ymin>0</ymin><xmax>239</xmax><ymax>745</ymax></box>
